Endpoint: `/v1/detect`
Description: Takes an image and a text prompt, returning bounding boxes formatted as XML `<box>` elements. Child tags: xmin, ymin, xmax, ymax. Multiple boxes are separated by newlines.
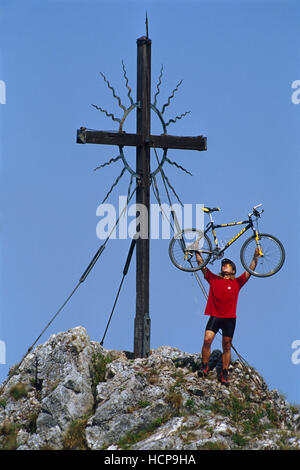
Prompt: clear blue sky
<box><xmin>0</xmin><ymin>0</ymin><xmax>299</xmax><ymax>405</ymax></box>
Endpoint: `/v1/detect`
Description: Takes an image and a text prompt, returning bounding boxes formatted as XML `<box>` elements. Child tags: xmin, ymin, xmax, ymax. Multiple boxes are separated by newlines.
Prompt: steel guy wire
<box><xmin>0</xmin><ymin>185</ymin><xmax>137</xmax><ymax>395</ymax></box>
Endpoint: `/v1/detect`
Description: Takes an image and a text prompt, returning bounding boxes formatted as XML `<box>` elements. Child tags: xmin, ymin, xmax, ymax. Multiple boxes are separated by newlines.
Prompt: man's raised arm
<box><xmin>245</xmin><ymin>248</ymin><xmax>260</xmax><ymax>280</ymax></box>
<box><xmin>195</xmin><ymin>251</ymin><xmax>208</xmax><ymax>275</ymax></box>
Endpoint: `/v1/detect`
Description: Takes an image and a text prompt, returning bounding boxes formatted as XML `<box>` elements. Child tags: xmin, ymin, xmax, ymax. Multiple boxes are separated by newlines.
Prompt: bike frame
<box><xmin>203</xmin><ymin>213</ymin><xmax>259</xmax><ymax>260</ymax></box>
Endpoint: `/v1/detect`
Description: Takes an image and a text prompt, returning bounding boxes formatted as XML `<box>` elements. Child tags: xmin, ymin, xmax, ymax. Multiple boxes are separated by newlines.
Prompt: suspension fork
<box><xmin>251</xmin><ymin>223</ymin><xmax>264</xmax><ymax>257</ymax></box>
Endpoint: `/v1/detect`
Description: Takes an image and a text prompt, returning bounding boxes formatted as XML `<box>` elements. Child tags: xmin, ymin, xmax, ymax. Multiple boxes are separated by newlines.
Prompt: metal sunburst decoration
<box><xmin>91</xmin><ymin>61</ymin><xmax>193</xmax><ymax>206</ymax></box>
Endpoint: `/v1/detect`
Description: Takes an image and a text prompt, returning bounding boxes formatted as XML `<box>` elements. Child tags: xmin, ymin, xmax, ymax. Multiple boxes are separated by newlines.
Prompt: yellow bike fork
<box><xmin>255</xmin><ymin>231</ymin><xmax>264</xmax><ymax>257</ymax></box>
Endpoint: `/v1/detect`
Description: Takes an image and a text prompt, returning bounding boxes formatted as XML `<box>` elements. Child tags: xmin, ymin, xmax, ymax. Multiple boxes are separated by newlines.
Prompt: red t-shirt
<box><xmin>204</xmin><ymin>268</ymin><xmax>249</xmax><ymax>318</ymax></box>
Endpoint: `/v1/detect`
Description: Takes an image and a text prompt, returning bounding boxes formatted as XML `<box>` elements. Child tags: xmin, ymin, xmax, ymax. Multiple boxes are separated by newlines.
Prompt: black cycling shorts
<box><xmin>205</xmin><ymin>316</ymin><xmax>236</xmax><ymax>338</ymax></box>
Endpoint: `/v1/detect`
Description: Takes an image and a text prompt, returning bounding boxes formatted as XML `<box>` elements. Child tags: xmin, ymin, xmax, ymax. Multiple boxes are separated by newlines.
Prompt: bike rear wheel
<box><xmin>240</xmin><ymin>233</ymin><xmax>285</xmax><ymax>277</ymax></box>
<box><xmin>169</xmin><ymin>228</ymin><xmax>212</xmax><ymax>272</ymax></box>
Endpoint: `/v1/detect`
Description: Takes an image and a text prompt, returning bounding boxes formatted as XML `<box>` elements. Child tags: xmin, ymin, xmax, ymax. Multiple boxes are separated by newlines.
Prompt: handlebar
<box><xmin>249</xmin><ymin>204</ymin><xmax>264</xmax><ymax>218</ymax></box>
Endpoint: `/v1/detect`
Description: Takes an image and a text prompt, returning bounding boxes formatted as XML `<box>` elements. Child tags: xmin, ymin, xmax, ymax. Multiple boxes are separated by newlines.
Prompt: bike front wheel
<box><xmin>169</xmin><ymin>228</ymin><xmax>212</xmax><ymax>272</ymax></box>
<box><xmin>240</xmin><ymin>233</ymin><xmax>285</xmax><ymax>277</ymax></box>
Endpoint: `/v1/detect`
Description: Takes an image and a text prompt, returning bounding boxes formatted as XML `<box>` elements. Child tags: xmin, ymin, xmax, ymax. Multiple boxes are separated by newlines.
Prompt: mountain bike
<box><xmin>168</xmin><ymin>204</ymin><xmax>285</xmax><ymax>277</ymax></box>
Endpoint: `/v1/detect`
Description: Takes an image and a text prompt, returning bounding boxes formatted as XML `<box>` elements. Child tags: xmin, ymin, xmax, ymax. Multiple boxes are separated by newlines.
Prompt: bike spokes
<box><xmin>240</xmin><ymin>233</ymin><xmax>285</xmax><ymax>277</ymax></box>
<box><xmin>169</xmin><ymin>229</ymin><xmax>212</xmax><ymax>272</ymax></box>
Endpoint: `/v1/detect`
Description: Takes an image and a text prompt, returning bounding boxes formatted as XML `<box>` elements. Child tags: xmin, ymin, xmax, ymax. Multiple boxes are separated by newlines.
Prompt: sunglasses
<box><xmin>221</xmin><ymin>272</ymin><xmax>233</xmax><ymax>277</ymax></box>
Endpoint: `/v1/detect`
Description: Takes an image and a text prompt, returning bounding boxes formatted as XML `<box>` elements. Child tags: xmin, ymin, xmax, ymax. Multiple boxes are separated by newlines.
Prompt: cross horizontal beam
<box><xmin>77</xmin><ymin>128</ymin><xmax>207</xmax><ymax>151</ymax></box>
<box><xmin>150</xmin><ymin>134</ymin><xmax>207</xmax><ymax>151</ymax></box>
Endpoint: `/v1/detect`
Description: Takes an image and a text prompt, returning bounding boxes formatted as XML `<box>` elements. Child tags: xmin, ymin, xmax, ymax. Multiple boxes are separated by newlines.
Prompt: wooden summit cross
<box><xmin>76</xmin><ymin>33</ymin><xmax>207</xmax><ymax>358</ymax></box>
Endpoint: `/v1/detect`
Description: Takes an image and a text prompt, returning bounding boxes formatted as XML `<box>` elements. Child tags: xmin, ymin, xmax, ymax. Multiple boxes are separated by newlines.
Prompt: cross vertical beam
<box><xmin>76</xmin><ymin>30</ymin><xmax>207</xmax><ymax>359</ymax></box>
<box><xmin>134</xmin><ymin>36</ymin><xmax>151</xmax><ymax>358</ymax></box>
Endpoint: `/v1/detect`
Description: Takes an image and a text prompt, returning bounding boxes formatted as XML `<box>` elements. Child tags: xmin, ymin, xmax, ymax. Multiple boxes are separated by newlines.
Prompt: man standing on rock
<box><xmin>195</xmin><ymin>249</ymin><xmax>259</xmax><ymax>385</ymax></box>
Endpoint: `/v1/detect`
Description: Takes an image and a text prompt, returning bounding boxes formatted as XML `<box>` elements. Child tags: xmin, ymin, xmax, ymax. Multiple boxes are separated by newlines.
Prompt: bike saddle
<box><xmin>201</xmin><ymin>207</ymin><xmax>220</xmax><ymax>213</ymax></box>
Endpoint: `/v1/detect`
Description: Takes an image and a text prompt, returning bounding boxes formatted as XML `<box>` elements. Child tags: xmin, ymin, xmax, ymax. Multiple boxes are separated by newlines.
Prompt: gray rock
<box><xmin>0</xmin><ymin>326</ymin><xmax>299</xmax><ymax>450</ymax></box>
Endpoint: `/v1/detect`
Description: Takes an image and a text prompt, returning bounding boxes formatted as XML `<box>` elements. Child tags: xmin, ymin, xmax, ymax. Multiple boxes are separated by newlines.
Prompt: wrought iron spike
<box><xmin>91</xmin><ymin>104</ymin><xmax>121</xmax><ymax>123</ymax></box>
<box><xmin>165</xmin><ymin>157</ymin><xmax>192</xmax><ymax>176</ymax></box>
<box><xmin>99</xmin><ymin>71</ymin><xmax>127</xmax><ymax>112</ymax></box>
<box><xmin>165</xmin><ymin>111</ymin><xmax>191</xmax><ymax>127</ymax></box>
<box><xmin>145</xmin><ymin>11</ymin><xmax>149</xmax><ymax>38</ymax></box>
<box><xmin>93</xmin><ymin>155</ymin><xmax>122</xmax><ymax>171</ymax></box>
<box><xmin>121</xmin><ymin>61</ymin><xmax>134</xmax><ymax>105</ymax></box>
<box><xmin>161</xmin><ymin>79</ymin><xmax>183</xmax><ymax>115</ymax></box>
<box><xmin>101</xmin><ymin>167</ymin><xmax>126</xmax><ymax>204</ymax></box>
<box><xmin>153</xmin><ymin>64</ymin><xmax>163</xmax><ymax>107</ymax></box>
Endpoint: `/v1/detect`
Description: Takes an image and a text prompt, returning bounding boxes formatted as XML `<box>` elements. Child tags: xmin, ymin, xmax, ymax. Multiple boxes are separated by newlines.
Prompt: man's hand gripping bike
<box><xmin>168</xmin><ymin>204</ymin><xmax>285</xmax><ymax>277</ymax></box>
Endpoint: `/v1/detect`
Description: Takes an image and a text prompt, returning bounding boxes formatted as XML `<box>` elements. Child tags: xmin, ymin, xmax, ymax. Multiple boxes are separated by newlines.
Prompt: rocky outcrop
<box><xmin>0</xmin><ymin>326</ymin><xmax>299</xmax><ymax>450</ymax></box>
